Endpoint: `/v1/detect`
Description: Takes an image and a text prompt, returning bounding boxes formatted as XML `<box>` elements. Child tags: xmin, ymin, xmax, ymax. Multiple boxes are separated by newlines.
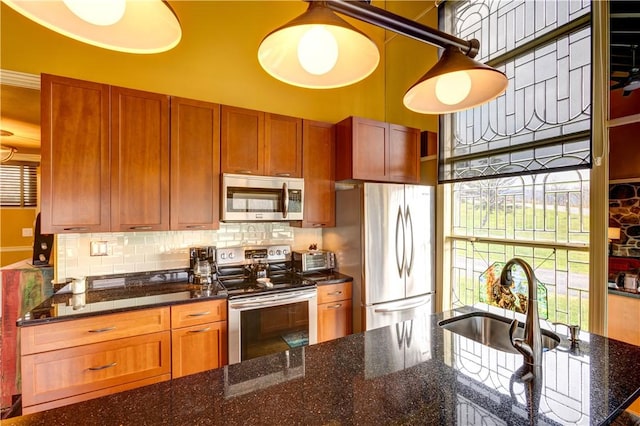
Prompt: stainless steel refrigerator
<box><xmin>323</xmin><ymin>182</ymin><xmax>435</xmax><ymax>332</ymax></box>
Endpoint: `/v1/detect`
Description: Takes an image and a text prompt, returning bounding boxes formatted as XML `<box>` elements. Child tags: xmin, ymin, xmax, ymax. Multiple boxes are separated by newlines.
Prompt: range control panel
<box><xmin>216</xmin><ymin>245</ymin><xmax>291</xmax><ymax>266</ymax></box>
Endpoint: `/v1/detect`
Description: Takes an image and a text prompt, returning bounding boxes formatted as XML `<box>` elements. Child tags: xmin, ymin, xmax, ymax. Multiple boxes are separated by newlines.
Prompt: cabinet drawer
<box><xmin>317</xmin><ymin>282</ymin><xmax>352</xmax><ymax>304</ymax></box>
<box><xmin>21</xmin><ymin>307</ymin><xmax>170</xmax><ymax>355</ymax></box>
<box><xmin>171</xmin><ymin>299</ymin><xmax>227</xmax><ymax>328</ymax></box>
<box><xmin>21</xmin><ymin>331</ymin><xmax>171</xmax><ymax>407</ymax></box>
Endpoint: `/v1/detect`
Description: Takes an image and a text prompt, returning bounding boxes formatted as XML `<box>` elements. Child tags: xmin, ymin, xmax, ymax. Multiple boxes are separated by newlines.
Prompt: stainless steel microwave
<box><xmin>222</xmin><ymin>174</ymin><xmax>304</xmax><ymax>222</ymax></box>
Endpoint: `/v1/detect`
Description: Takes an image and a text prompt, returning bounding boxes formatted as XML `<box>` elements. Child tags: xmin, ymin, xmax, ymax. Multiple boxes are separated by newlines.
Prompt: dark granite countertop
<box><xmin>6</xmin><ymin>307</ymin><xmax>640</xmax><ymax>425</ymax></box>
<box><xmin>18</xmin><ymin>269</ymin><xmax>227</xmax><ymax>327</ymax></box>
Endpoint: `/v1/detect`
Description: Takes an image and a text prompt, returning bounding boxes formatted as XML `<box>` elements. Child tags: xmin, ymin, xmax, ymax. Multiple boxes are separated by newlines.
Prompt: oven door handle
<box><xmin>229</xmin><ymin>290</ymin><xmax>316</xmax><ymax>310</ymax></box>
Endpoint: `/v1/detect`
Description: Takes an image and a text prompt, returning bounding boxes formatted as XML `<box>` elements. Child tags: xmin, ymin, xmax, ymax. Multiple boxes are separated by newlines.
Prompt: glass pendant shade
<box><xmin>258</xmin><ymin>1</ymin><xmax>380</xmax><ymax>89</ymax></box>
<box><xmin>403</xmin><ymin>46</ymin><xmax>508</xmax><ymax>114</ymax></box>
<box><xmin>2</xmin><ymin>0</ymin><xmax>182</xmax><ymax>54</ymax></box>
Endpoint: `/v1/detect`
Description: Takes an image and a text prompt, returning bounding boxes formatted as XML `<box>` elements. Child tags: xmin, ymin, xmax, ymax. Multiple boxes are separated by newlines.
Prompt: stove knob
<box><xmin>283</xmin><ymin>249</ymin><xmax>289</xmax><ymax>255</ymax></box>
<box><xmin>228</xmin><ymin>252</ymin><xmax>235</xmax><ymax>260</ymax></box>
<box><xmin>276</xmin><ymin>249</ymin><xmax>282</xmax><ymax>256</ymax></box>
<box><xmin>269</xmin><ymin>250</ymin><xmax>274</xmax><ymax>256</ymax></box>
<box><xmin>220</xmin><ymin>253</ymin><xmax>226</xmax><ymax>260</ymax></box>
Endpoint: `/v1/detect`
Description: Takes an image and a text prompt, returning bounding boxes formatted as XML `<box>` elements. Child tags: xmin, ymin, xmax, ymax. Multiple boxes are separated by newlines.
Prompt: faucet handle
<box><xmin>552</xmin><ymin>322</ymin><xmax>580</xmax><ymax>343</ymax></box>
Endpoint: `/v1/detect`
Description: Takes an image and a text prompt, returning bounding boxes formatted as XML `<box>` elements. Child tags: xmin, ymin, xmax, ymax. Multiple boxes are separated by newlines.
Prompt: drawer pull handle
<box><xmin>186</xmin><ymin>225</ymin><xmax>205</xmax><ymax>229</ymax></box>
<box><xmin>129</xmin><ymin>226</ymin><xmax>153</xmax><ymax>230</ymax></box>
<box><xmin>189</xmin><ymin>327</ymin><xmax>211</xmax><ymax>334</ymax></box>
<box><xmin>328</xmin><ymin>304</ymin><xmax>343</xmax><ymax>309</ymax></box>
<box><xmin>89</xmin><ymin>362</ymin><xmax>117</xmax><ymax>371</ymax></box>
<box><xmin>327</xmin><ymin>291</ymin><xmax>343</xmax><ymax>296</ymax></box>
<box><xmin>275</xmin><ymin>173</ymin><xmax>291</xmax><ymax>177</ymax></box>
<box><xmin>63</xmin><ymin>227</ymin><xmax>88</xmax><ymax>231</ymax></box>
<box><xmin>88</xmin><ymin>326</ymin><xmax>116</xmax><ymax>333</ymax></box>
<box><xmin>236</xmin><ymin>170</ymin><xmax>252</xmax><ymax>174</ymax></box>
<box><xmin>188</xmin><ymin>311</ymin><xmax>211</xmax><ymax>317</ymax></box>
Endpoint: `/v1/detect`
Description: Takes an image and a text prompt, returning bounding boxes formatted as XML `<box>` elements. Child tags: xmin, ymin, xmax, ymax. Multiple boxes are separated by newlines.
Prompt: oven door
<box><xmin>228</xmin><ymin>288</ymin><xmax>317</xmax><ymax>364</ymax></box>
<box><xmin>222</xmin><ymin>174</ymin><xmax>303</xmax><ymax>221</ymax></box>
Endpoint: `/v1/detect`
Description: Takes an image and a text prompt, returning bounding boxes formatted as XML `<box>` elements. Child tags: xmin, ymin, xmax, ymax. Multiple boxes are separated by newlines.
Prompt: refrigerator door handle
<box><xmin>405</xmin><ymin>205</ymin><xmax>415</xmax><ymax>277</ymax></box>
<box><xmin>395</xmin><ymin>205</ymin><xmax>405</xmax><ymax>278</ymax></box>
<box><xmin>373</xmin><ymin>297</ymin><xmax>430</xmax><ymax>313</ymax></box>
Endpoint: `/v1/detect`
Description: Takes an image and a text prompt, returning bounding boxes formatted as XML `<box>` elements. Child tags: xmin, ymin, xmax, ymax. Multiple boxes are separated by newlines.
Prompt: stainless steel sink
<box><xmin>438</xmin><ymin>311</ymin><xmax>560</xmax><ymax>354</ymax></box>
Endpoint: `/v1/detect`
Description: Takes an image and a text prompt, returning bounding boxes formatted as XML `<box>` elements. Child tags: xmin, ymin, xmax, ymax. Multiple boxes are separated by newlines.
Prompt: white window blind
<box><xmin>0</xmin><ymin>164</ymin><xmax>37</xmax><ymax>207</ymax></box>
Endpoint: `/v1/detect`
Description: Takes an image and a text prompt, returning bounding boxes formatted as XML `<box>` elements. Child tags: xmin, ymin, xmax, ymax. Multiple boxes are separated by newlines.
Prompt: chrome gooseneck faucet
<box><xmin>500</xmin><ymin>258</ymin><xmax>543</xmax><ymax>367</ymax></box>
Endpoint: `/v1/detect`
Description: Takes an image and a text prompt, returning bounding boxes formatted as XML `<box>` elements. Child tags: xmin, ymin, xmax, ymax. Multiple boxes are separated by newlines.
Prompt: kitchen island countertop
<box><xmin>5</xmin><ymin>308</ymin><xmax>640</xmax><ymax>425</ymax></box>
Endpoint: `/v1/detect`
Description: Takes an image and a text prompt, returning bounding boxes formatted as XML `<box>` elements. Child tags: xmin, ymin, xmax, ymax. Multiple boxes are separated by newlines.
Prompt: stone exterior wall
<box><xmin>609</xmin><ymin>183</ymin><xmax>640</xmax><ymax>257</ymax></box>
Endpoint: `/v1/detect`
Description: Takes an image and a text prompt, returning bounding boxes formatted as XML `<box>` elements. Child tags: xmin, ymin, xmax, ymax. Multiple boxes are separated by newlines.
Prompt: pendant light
<box><xmin>258</xmin><ymin>1</ymin><xmax>380</xmax><ymax>89</ymax></box>
<box><xmin>261</xmin><ymin>0</ymin><xmax>508</xmax><ymax>114</ymax></box>
<box><xmin>403</xmin><ymin>46</ymin><xmax>508</xmax><ymax>114</ymax></box>
<box><xmin>2</xmin><ymin>0</ymin><xmax>182</xmax><ymax>54</ymax></box>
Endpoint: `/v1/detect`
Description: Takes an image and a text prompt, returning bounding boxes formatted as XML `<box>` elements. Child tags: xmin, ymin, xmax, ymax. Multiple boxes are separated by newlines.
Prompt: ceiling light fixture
<box><xmin>258</xmin><ymin>1</ymin><xmax>380</xmax><ymax>89</ymax></box>
<box><xmin>2</xmin><ymin>0</ymin><xmax>182</xmax><ymax>54</ymax></box>
<box><xmin>0</xmin><ymin>145</ymin><xmax>17</xmax><ymax>163</ymax></box>
<box><xmin>259</xmin><ymin>0</ymin><xmax>508</xmax><ymax>114</ymax></box>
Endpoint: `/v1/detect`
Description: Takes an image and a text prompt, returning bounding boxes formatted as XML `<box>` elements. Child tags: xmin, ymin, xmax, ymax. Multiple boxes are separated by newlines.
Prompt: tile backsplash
<box><xmin>55</xmin><ymin>223</ymin><xmax>322</xmax><ymax>279</ymax></box>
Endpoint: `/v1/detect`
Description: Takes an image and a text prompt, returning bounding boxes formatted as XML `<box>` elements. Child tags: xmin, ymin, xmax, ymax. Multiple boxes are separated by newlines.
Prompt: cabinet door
<box><xmin>297</xmin><ymin>120</ymin><xmax>335</xmax><ymax>228</ymax></box>
<box><xmin>221</xmin><ymin>105</ymin><xmax>265</xmax><ymax>175</ymax></box>
<box><xmin>318</xmin><ymin>299</ymin><xmax>353</xmax><ymax>343</ymax></box>
<box><xmin>40</xmin><ymin>74</ymin><xmax>110</xmax><ymax>233</ymax></box>
<box><xmin>608</xmin><ymin>294</ymin><xmax>640</xmax><ymax>345</ymax></box>
<box><xmin>171</xmin><ymin>321</ymin><xmax>227</xmax><ymax>378</ymax></box>
<box><xmin>111</xmin><ymin>86</ymin><xmax>170</xmax><ymax>231</ymax></box>
<box><xmin>265</xmin><ymin>113</ymin><xmax>302</xmax><ymax>177</ymax></box>
<box><xmin>337</xmin><ymin>117</ymin><xmax>389</xmax><ymax>182</ymax></box>
<box><xmin>170</xmin><ymin>97</ymin><xmax>221</xmax><ymax>230</ymax></box>
<box><xmin>389</xmin><ymin>124</ymin><xmax>420</xmax><ymax>184</ymax></box>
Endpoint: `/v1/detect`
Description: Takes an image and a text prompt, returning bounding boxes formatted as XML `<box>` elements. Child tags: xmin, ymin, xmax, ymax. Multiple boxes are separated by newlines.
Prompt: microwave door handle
<box><xmin>282</xmin><ymin>182</ymin><xmax>289</xmax><ymax>219</ymax></box>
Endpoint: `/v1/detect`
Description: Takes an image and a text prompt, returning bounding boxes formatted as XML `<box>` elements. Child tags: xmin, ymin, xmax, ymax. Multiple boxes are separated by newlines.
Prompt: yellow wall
<box><xmin>0</xmin><ymin>1</ymin><xmax>438</xmax><ymax>132</ymax></box>
<box><xmin>0</xmin><ymin>208</ymin><xmax>35</xmax><ymax>267</ymax></box>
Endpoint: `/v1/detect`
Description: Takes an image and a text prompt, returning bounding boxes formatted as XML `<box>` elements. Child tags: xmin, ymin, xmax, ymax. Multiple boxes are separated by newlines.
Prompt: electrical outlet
<box><xmin>90</xmin><ymin>241</ymin><xmax>109</xmax><ymax>256</ymax></box>
<box><xmin>22</xmin><ymin>228</ymin><xmax>33</xmax><ymax>237</ymax></box>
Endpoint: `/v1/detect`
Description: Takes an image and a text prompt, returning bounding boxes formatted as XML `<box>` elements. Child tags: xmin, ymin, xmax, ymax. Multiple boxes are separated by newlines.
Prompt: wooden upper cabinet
<box><xmin>170</xmin><ymin>97</ymin><xmax>221</xmax><ymax>230</ymax></box>
<box><xmin>265</xmin><ymin>113</ymin><xmax>302</xmax><ymax>177</ymax></box>
<box><xmin>295</xmin><ymin>120</ymin><xmax>335</xmax><ymax>228</ymax></box>
<box><xmin>40</xmin><ymin>74</ymin><xmax>111</xmax><ymax>234</ymax></box>
<box><xmin>336</xmin><ymin>116</ymin><xmax>420</xmax><ymax>184</ymax></box>
<box><xmin>388</xmin><ymin>124</ymin><xmax>420</xmax><ymax>184</ymax></box>
<box><xmin>220</xmin><ymin>105</ymin><xmax>265</xmax><ymax>175</ymax></box>
<box><xmin>221</xmin><ymin>105</ymin><xmax>302</xmax><ymax>177</ymax></box>
<box><xmin>110</xmin><ymin>86</ymin><xmax>170</xmax><ymax>232</ymax></box>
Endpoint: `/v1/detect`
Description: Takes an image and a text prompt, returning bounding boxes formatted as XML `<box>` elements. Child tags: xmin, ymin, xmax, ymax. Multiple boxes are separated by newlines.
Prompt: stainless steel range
<box><xmin>217</xmin><ymin>245</ymin><xmax>317</xmax><ymax>364</ymax></box>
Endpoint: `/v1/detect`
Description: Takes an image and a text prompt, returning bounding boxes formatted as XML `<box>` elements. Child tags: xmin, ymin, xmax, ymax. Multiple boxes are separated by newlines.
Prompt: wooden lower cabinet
<box><xmin>21</xmin><ymin>332</ymin><xmax>171</xmax><ymax>412</ymax></box>
<box><xmin>20</xmin><ymin>301</ymin><xmax>229</xmax><ymax>413</ymax></box>
<box><xmin>171</xmin><ymin>300</ymin><xmax>228</xmax><ymax>378</ymax></box>
<box><xmin>608</xmin><ymin>293</ymin><xmax>640</xmax><ymax>415</ymax></box>
<box><xmin>317</xmin><ymin>282</ymin><xmax>353</xmax><ymax>343</ymax></box>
